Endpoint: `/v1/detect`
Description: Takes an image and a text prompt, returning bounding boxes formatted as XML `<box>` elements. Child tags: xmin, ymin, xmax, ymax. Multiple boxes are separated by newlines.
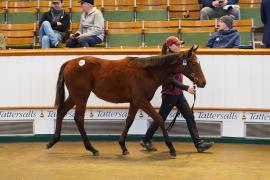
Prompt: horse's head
<box><xmin>176</xmin><ymin>45</ymin><xmax>206</xmax><ymax>88</ymax></box>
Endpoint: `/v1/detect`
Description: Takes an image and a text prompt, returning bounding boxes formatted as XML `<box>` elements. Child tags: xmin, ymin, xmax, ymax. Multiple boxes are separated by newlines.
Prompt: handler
<box><xmin>141</xmin><ymin>36</ymin><xmax>214</xmax><ymax>153</ymax></box>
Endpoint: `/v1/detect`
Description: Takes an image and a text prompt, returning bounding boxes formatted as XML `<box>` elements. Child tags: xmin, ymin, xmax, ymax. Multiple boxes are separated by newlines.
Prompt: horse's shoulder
<box><xmin>127</xmin><ymin>56</ymin><xmax>150</xmax><ymax>68</ymax></box>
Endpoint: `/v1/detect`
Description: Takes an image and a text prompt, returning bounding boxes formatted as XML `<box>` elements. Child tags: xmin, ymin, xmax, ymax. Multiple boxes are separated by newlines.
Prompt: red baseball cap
<box><xmin>165</xmin><ymin>36</ymin><xmax>184</xmax><ymax>47</ymax></box>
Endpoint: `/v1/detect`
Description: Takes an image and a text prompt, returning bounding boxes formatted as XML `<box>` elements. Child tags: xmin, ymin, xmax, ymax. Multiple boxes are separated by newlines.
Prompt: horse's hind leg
<box><xmin>47</xmin><ymin>96</ymin><xmax>75</xmax><ymax>149</ymax></box>
<box><xmin>139</xmin><ymin>99</ymin><xmax>176</xmax><ymax>157</ymax></box>
<box><xmin>74</xmin><ymin>98</ymin><xmax>99</xmax><ymax>156</ymax></box>
<box><xmin>119</xmin><ymin>102</ymin><xmax>138</xmax><ymax>155</ymax></box>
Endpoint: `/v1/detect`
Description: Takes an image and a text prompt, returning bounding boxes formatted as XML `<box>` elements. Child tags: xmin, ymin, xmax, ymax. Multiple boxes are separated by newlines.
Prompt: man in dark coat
<box><xmin>206</xmin><ymin>15</ymin><xmax>240</xmax><ymax>48</ymax></box>
<box><xmin>39</xmin><ymin>0</ymin><xmax>70</xmax><ymax>48</ymax></box>
<box><xmin>261</xmin><ymin>0</ymin><xmax>270</xmax><ymax>48</ymax></box>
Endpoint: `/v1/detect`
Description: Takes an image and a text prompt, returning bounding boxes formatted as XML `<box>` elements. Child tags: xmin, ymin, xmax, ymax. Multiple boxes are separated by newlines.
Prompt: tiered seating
<box><xmin>143</xmin><ymin>20</ymin><xmax>179</xmax><ymax>46</ymax></box>
<box><xmin>69</xmin><ymin>0</ymin><xmax>82</xmax><ymax>22</ymax></box>
<box><xmin>0</xmin><ymin>23</ymin><xmax>37</xmax><ymax>48</ymax></box>
<box><xmin>180</xmin><ymin>20</ymin><xmax>216</xmax><ymax>46</ymax></box>
<box><xmin>239</xmin><ymin>0</ymin><xmax>262</xmax><ymax>27</ymax></box>
<box><xmin>0</xmin><ymin>0</ymin><xmax>260</xmax><ymax>48</ymax></box>
<box><xmin>233</xmin><ymin>19</ymin><xmax>255</xmax><ymax>45</ymax></box>
<box><xmin>103</xmin><ymin>0</ymin><xmax>135</xmax><ymax>22</ymax></box>
<box><xmin>169</xmin><ymin>0</ymin><xmax>200</xmax><ymax>20</ymax></box>
<box><xmin>106</xmin><ymin>21</ymin><xmax>142</xmax><ymax>47</ymax></box>
<box><xmin>136</xmin><ymin>0</ymin><xmax>168</xmax><ymax>21</ymax></box>
<box><xmin>104</xmin><ymin>19</ymin><xmax>254</xmax><ymax>48</ymax></box>
<box><xmin>6</xmin><ymin>1</ymin><xmax>36</xmax><ymax>24</ymax></box>
<box><xmin>0</xmin><ymin>1</ymin><xmax>5</xmax><ymax>24</ymax></box>
<box><xmin>0</xmin><ymin>0</ymin><xmax>263</xmax><ymax>25</ymax></box>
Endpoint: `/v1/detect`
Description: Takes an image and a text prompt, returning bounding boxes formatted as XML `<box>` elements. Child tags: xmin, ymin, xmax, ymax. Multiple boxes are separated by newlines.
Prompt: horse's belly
<box><xmin>92</xmin><ymin>90</ymin><xmax>130</xmax><ymax>104</ymax></box>
<box><xmin>92</xmin><ymin>75</ymin><xmax>131</xmax><ymax>103</ymax></box>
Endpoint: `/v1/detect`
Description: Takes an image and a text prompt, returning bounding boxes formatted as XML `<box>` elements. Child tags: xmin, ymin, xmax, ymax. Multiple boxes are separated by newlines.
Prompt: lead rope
<box><xmin>166</xmin><ymin>83</ymin><xmax>197</xmax><ymax>132</ymax></box>
<box><xmin>191</xmin><ymin>83</ymin><xmax>197</xmax><ymax>114</ymax></box>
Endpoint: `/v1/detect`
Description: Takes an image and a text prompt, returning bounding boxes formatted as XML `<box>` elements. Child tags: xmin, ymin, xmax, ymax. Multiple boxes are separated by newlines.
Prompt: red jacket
<box><xmin>161</xmin><ymin>73</ymin><xmax>184</xmax><ymax>95</ymax></box>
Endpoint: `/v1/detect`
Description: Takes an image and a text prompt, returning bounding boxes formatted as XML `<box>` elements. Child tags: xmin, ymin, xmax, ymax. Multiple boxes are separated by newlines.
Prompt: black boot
<box><xmin>196</xmin><ymin>141</ymin><xmax>214</xmax><ymax>153</ymax></box>
<box><xmin>140</xmin><ymin>140</ymin><xmax>157</xmax><ymax>151</ymax></box>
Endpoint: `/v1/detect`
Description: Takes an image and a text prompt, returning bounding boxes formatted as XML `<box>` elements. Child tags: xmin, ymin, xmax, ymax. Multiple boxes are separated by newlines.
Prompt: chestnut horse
<box><xmin>47</xmin><ymin>45</ymin><xmax>206</xmax><ymax>157</ymax></box>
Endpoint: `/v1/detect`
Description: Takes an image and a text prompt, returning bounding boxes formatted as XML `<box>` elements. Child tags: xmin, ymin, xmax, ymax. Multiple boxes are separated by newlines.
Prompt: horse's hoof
<box><xmin>170</xmin><ymin>151</ymin><xmax>177</xmax><ymax>157</ymax></box>
<box><xmin>122</xmin><ymin>150</ymin><xmax>129</xmax><ymax>155</ymax></box>
<box><xmin>92</xmin><ymin>151</ymin><xmax>99</xmax><ymax>156</ymax></box>
<box><xmin>46</xmin><ymin>143</ymin><xmax>52</xmax><ymax>149</ymax></box>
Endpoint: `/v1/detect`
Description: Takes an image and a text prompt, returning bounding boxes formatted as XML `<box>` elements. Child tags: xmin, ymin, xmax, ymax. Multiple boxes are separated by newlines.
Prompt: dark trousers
<box><xmin>66</xmin><ymin>36</ymin><xmax>102</xmax><ymax>48</ymax></box>
<box><xmin>142</xmin><ymin>94</ymin><xmax>202</xmax><ymax>147</ymax></box>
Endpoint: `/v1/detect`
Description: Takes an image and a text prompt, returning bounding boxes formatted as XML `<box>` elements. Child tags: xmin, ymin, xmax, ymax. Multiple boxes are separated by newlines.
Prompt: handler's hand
<box><xmin>212</xmin><ymin>0</ymin><xmax>220</xmax><ymax>7</ymax></box>
<box><xmin>69</xmin><ymin>33</ymin><xmax>75</xmax><ymax>39</ymax></box>
<box><xmin>220</xmin><ymin>0</ymin><xmax>228</xmax><ymax>6</ymax></box>
<box><xmin>187</xmin><ymin>86</ymin><xmax>196</xmax><ymax>95</ymax></box>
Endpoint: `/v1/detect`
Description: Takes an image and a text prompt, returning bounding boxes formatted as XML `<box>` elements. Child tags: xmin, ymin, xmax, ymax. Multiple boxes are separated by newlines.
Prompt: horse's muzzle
<box><xmin>197</xmin><ymin>81</ymin><xmax>206</xmax><ymax>88</ymax></box>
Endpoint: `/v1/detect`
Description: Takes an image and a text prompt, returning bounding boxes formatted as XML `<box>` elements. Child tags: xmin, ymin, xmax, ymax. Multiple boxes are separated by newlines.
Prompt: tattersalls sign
<box><xmin>0</xmin><ymin>108</ymin><xmax>269</xmax><ymax>138</ymax></box>
<box><xmin>0</xmin><ymin>109</ymin><xmax>269</xmax><ymax>122</ymax></box>
<box><xmin>0</xmin><ymin>110</ymin><xmax>36</xmax><ymax>120</ymax></box>
<box><xmin>247</xmin><ymin>112</ymin><xmax>270</xmax><ymax>121</ymax></box>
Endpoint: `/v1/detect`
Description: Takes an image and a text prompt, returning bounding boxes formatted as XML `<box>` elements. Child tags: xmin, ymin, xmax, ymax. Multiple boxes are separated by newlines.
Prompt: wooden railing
<box><xmin>1</xmin><ymin>48</ymin><xmax>270</xmax><ymax>56</ymax></box>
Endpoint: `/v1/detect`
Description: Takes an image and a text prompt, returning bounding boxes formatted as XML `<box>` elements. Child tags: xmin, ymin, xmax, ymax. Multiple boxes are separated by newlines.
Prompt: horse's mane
<box><xmin>127</xmin><ymin>52</ymin><xmax>186</xmax><ymax>68</ymax></box>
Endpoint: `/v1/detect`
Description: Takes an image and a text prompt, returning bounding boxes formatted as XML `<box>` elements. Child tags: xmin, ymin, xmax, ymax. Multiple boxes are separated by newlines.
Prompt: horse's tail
<box><xmin>55</xmin><ymin>62</ymin><xmax>68</xmax><ymax>108</ymax></box>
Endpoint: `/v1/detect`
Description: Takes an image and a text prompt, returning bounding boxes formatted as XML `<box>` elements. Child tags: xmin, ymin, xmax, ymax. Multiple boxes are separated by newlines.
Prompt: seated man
<box><xmin>206</xmin><ymin>15</ymin><xmax>240</xmax><ymax>48</ymax></box>
<box><xmin>66</xmin><ymin>0</ymin><xmax>104</xmax><ymax>48</ymax></box>
<box><xmin>39</xmin><ymin>0</ymin><xmax>70</xmax><ymax>48</ymax></box>
<box><xmin>199</xmin><ymin>0</ymin><xmax>240</xmax><ymax>20</ymax></box>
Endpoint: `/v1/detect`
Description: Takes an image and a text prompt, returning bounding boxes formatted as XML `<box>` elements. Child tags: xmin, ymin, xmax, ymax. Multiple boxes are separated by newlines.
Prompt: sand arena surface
<box><xmin>0</xmin><ymin>141</ymin><xmax>270</xmax><ymax>180</ymax></box>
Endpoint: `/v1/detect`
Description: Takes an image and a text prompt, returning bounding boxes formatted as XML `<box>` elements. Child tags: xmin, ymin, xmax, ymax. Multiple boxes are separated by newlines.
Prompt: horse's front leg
<box><xmin>119</xmin><ymin>102</ymin><xmax>138</xmax><ymax>155</ymax></box>
<box><xmin>138</xmin><ymin>99</ymin><xmax>176</xmax><ymax>157</ymax></box>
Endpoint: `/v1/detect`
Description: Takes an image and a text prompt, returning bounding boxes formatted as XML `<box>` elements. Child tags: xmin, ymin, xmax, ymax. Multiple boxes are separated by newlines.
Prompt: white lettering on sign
<box><xmin>249</xmin><ymin>112</ymin><xmax>270</xmax><ymax>121</ymax></box>
<box><xmin>96</xmin><ymin>110</ymin><xmax>128</xmax><ymax>119</ymax></box>
<box><xmin>197</xmin><ymin>112</ymin><xmax>238</xmax><ymax>120</ymax></box>
<box><xmin>0</xmin><ymin>110</ymin><xmax>36</xmax><ymax>119</ymax></box>
<box><xmin>46</xmin><ymin>110</ymin><xmax>75</xmax><ymax>119</ymax></box>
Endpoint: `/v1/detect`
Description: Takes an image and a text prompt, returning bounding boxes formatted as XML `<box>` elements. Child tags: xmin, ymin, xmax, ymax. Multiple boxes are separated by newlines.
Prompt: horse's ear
<box><xmin>187</xmin><ymin>46</ymin><xmax>193</xmax><ymax>58</ymax></box>
<box><xmin>192</xmin><ymin>45</ymin><xmax>199</xmax><ymax>52</ymax></box>
<box><xmin>187</xmin><ymin>45</ymin><xmax>199</xmax><ymax>58</ymax></box>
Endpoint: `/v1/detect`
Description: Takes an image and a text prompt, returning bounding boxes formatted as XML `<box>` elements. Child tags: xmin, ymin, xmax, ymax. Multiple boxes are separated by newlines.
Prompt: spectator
<box><xmin>199</xmin><ymin>0</ymin><xmax>240</xmax><ymax>20</ymax></box>
<box><xmin>206</xmin><ymin>15</ymin><xmax>240</xmax><ymax>48</ymax></box>
<box><xmin>66</xmin><ymin>0</ymin><xmax>104</xmax><ymax>48</ymax></box>
<box><xmin>261</xmin><ymin>0</ymin><xmax>270</xmax><ymax>48</ymax></box>
<box><xmin>39</xmin><ymin>0</ymin><xmax>70</xmax><ymax>48</ymax></box>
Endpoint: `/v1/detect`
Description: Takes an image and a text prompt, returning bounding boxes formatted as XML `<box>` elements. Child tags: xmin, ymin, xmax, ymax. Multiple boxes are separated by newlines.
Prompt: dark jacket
<box><xmin>206</xmin><ymin>29</ymin><xmax>240</xmax><ymax>48</ymax></box>
<box><xmin>261</xmin><ymin>0</ymin><xmax>270</xmax><ymax>46</ymax></box>
<box><xmin>39</xmin><ymin>9</ymin><xmax>70</xmax><ymax>33</ymax></box>
<box><xmin>199</xmin><ymin>0</ymin><xmax>239</xmax><ymax>8</ymax></box>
